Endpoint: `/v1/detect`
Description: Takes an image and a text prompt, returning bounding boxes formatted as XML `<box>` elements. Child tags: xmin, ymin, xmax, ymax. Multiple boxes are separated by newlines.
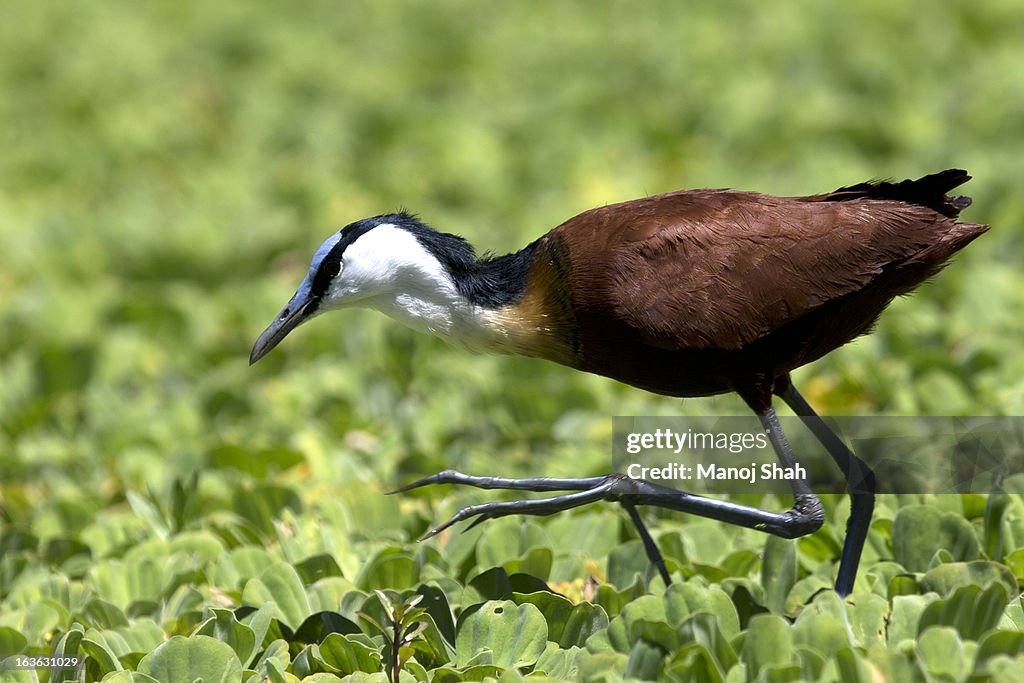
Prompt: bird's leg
<box><xmin>394</xmin><ymin>382</ymin><xmax>836</xmax><ymax>591</ymax></box>
<box><xmin>774</xmin><ymin>377</ymin><xmax>876</xmax><ymax>597</ymax></box>
<box><xmin>754</xmin><ymin>404</ymin><xmax>825</xmax><ymax>524</ymax></box>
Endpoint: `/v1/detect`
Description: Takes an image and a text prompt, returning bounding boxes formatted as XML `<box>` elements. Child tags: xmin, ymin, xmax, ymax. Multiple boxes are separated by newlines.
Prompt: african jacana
<box><xmin>251</xmin><ymin>169</ymin><xmax>986</xmax><ymax>596</ymax></box>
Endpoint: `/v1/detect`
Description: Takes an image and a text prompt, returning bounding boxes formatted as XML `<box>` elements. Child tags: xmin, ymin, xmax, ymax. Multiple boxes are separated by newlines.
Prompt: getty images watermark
<box><xmin>622</xmin><ymin>427</ymin><xmax>802</xmax><ymax>485</ymax></box>
<box><xmin>613</xmin><ymin>416</ymin><xmax>1024</xmax><ymax>494</ymax></box>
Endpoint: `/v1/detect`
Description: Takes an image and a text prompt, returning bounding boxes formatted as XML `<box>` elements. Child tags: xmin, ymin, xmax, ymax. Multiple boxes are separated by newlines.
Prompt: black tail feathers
<box><xmin>829</xmin><ymin>168</ymin><xmax>974</xmax><ymax>217</ymax></box>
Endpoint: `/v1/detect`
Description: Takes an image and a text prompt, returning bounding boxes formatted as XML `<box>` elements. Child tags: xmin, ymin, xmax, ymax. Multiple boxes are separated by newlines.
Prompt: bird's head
<box><xmin>249</xmin><ymin>212</ymin><xmax>465</xmax><ymax>365</ymax></box>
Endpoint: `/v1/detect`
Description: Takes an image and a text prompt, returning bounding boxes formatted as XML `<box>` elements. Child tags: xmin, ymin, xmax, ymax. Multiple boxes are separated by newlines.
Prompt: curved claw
<box><xmin>388</xmin><ymin>469</ymin><xmax>461</xmax><ymax>495</ymax></box>
<box><xmin>418</xmin><ymin>509</ymin><xmax>495</xmax><ymax>541</ymax></box>
<box><xmin>463</xmin><ymin>513</ymin><xmax>494</xmax><ymax>533</ymax></box>
<box><xmin>416</xmin><ymin>506</ymin><xmax>475</xmax><ymax>541</ymax></box>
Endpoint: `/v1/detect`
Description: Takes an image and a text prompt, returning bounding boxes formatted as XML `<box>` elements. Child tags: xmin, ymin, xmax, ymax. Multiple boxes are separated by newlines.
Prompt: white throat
<box><xmin>327</xmin><ymin>224</ymin><xmax>497</xmax><ymax>349</ymax></box>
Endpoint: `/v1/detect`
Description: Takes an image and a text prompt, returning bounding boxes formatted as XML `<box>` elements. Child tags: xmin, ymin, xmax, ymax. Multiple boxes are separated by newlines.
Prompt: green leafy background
<box><xmin>2</xmin><ymin>1</ymin><xmax>1024</xmax><ymax>681</ymax></box>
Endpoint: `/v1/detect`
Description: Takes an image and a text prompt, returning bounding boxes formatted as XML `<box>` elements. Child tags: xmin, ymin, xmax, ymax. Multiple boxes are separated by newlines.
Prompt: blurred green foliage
<box><xmin>1</xmin><ymin>0</ymin><xmax>1023</xmax><ymax>680</ymax></box>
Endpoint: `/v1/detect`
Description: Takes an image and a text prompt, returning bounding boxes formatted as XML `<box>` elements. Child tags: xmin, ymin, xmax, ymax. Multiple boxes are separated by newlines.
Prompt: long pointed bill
<box><xmin>249</xmin><ymin>295</ymin><xmax>318</xmax><ymax>365</ymax></box>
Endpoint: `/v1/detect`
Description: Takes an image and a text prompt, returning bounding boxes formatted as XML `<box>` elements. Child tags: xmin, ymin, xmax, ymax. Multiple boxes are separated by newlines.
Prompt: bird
<box><xmin>250</xmin><ymin>169</ymin><xmax>987</xmax><ymax>596</ymax></box>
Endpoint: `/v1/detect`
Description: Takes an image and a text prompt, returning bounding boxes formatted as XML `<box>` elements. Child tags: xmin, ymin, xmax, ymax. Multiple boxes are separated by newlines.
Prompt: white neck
<box><xmin>372</xmin><ymin>289</ymin><xmax>501</xmax><ymax>351</ymax></box>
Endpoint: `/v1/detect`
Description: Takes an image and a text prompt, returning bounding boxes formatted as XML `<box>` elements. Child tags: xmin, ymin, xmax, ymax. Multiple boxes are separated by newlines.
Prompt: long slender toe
<box><xmin>388</xmin><ymin>469</ymin><xmax>461</xmax><ymax>494</ymax></box>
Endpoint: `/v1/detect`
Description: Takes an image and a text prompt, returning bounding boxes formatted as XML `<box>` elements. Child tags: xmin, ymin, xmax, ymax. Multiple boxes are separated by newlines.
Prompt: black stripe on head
<box><xmin>308</xmin><ymin>211</ymin><xmax>537</xmax><ymax>309</ymax></box>
<box><xmin>388</xmin><ymin>213</ymin><xmax>537</xmax><ymax>307</ymax></box>
<box><xmin>306</xmin><ymin>215</ymin><xmax>392</xmax><ymax>303</ymax></box>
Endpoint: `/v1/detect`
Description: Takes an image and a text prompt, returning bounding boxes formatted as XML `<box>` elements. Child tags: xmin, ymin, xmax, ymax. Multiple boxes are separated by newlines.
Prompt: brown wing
<box><xmin>554</xmin><ymin>182</ymin><xmax>981</xmax><ymax>352</ymax></box>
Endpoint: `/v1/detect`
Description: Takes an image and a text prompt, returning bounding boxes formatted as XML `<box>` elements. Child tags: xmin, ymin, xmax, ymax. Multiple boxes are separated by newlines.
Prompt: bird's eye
<box><xmin>325</xmin><ymin>260</ymin><xmax>342</xmax><ymax>278</ymax></box>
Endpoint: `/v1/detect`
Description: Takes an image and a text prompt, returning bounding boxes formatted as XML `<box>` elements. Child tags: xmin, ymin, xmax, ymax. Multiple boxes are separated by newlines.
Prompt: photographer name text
<box><xmin>626</xmin><ymin>462</ymin><xmax>806</xmax><ymax>484</ymax></box>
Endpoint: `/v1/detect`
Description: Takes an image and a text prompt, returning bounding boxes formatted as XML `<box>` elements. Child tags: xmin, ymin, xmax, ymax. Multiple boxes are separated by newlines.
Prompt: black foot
<box><xmin>394</xmin><ymin>469</ymin><xmax>827</xmax><ymax>587</ymax></box>
<box><xmin>396</xmin><ymin>471</ymin><xmax>672</xmax><ymax>581</ymax></box>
